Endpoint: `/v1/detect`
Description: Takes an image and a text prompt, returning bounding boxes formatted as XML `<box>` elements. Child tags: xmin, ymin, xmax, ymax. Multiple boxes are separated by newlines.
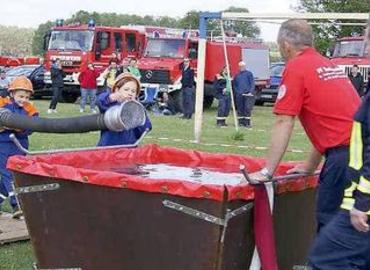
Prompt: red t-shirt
<box><xmin>78</xmin><ymin>69</ymin><xmax>100</xmax><ymax>89</ymax></box>
<box><xmin>274</xmin><ymin>47</ymin><xmax>360</xmax><ymax>154</ymax></box>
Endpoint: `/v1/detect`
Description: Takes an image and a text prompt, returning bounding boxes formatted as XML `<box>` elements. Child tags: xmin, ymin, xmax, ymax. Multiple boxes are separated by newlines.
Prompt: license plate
<box><xmin>61</xmin><ymin>60</ymin><xmax>73</xmax><ymax>66</ymax></box>
<box><xmin>261</xmin><ymin>94</ymin><xmax>273</xmax><ymax>99</ymax></box>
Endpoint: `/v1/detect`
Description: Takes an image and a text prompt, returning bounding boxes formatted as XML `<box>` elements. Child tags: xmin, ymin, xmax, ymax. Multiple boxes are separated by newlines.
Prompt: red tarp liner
<box><xmin>7</xmin><ymin>144</ymin><xmax>318</xmax><ymax>202</ymax></box>
<box><xmin>254</xmin><ymin>185</ymin><xmax>278</xmax><ymax>270</ymax></box>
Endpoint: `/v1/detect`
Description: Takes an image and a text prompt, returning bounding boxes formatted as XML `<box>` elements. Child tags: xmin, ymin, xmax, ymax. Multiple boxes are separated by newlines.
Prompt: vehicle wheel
<box><xmin>203</xmin><ymin>96</ymin><xmax>214</xmax><ymax>109</ymax></box>
<box><xmin>32</xmin><ymin>93</ymin><xmax>42</xmax><ymax>100</ymax></box>
<box><xmin>254</xmin><ymin>100</ymin><xmax>264</xmax><ymax>106</ymax></box>
<box><xmin>61</xmin><ymin>93</ymin><xmax>78</xmax><ymax>103</ymax></box>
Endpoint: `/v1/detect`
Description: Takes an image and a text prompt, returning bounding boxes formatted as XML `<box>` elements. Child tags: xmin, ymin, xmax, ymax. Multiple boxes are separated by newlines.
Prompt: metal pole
<box><xmin>221</xmin><ymin>12</ymin><xmax>369</xmax><ymax>21</ymax></box>
<box><xmin>220</xmin><ymin>20</ymin><xmax>239</xmax><ymax>131</ymax></box>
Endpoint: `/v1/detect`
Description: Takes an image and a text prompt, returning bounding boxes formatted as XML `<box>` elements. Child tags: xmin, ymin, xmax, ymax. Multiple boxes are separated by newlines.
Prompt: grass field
<box><xmin>0</xmin><ymin>100</ymin><xmax>310</xmax><ymax>269</ymax></box>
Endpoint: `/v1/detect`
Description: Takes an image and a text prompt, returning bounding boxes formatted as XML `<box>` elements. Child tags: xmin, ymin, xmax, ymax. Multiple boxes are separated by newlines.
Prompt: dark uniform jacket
<box><xmin>341</xmin><ymin>92</ymin><xmax>370</xmax><ymax>215</ymax></box>
<box><xmin>233</xmin><ymin>70</ymin><xmax>255</xmax><ymax>94</ymax></box>
<box><xmin>181</xmin><ymin>67</ymin><xmax>194</xmax><ymax>88</ymax></box>
<box><xmin>50</xmin><ymin>65</ymin><xmax>66</xmax><ymax>87</ymax></box>
<box><xmin>349</xmin><ymin>73</ymin><xmax>364</xmax><ymax>96</ymax></box>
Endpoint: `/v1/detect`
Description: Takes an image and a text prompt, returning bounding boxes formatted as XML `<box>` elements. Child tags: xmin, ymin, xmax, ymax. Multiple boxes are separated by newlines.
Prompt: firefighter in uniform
<box><xmin>233</xmin><ymin>61</ymin><xmax>255</xmax><ymax>127</ymax></box>
<box><xmin>309</xmin><ymin>92</ymin><xmax>370</xmax><ymax>269</ymax></box>
<box><xmin>214</xmin><ymin>66</ymin><xmax>231</xmax><ymax>127</ymax></box>
<box><xmin>249</xmin><ymin>19</ymin><xmax>360</xmax><ymax>232</ymax></box>
<box><xmin>308</xmin><ymin>22</ymin><xmax>370</xmax><ymax>270</ymax></box>
<box><xmin>0</xmin><ymin>76</ymin><xmax>38</xmax><ymax>218</ymax></box>
<box><xmin>180</xmin><ymin>58</ymin><xmax>195</xmax><ymax>119</ymax></box>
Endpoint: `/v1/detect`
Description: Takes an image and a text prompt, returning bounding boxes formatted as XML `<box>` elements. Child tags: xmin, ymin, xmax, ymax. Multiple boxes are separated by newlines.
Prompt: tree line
<box><xmin>1</xmin><ymin>1</ymin><xmax>369</xmax><ymax>57</ymax></box>
<box><xmin>31</xmin><ymin>7</ymin><xmax>260</xmax><ymax>56</ymax></box>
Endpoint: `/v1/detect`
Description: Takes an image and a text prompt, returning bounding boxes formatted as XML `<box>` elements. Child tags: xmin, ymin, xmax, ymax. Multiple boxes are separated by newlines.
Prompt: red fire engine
<box><xmin>137</xmin><ymin>28</ymin><xmax>270</xmax><ymax>108</ymax></box>
<box><xmin>43</xmin><ymin>21</ymin><xmax>146</xmax><ymax>101</ymax></box>
<box><xmin>330</xmin><ymin>36</ymin><xmax>370</xmax><ymax>85</ymax></box>
<box><xmin>0</xmin><ymin>56</ymin><xmax>40</xmax><ymax>67</ymax></box>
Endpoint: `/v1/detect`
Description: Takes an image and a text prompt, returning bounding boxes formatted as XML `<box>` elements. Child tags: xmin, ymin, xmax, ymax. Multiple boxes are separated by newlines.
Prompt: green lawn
<box><xmin>0</xmin><ymin>100</ymin><xmax>310</xmax><ymax>269</ymax></box>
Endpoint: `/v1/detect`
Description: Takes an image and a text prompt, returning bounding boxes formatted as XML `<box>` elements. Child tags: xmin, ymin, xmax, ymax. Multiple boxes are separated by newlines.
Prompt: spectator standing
<box><xmin>78</xmin><ymin>63</ymin><xmax>100</xmax><ymax>113</ymax></box>
<box><xmin>48</xmin><ymin>59</ymin><xmax>65</xmax><ymax>114</ymax></box>
<box><xmin>0</xmin><ymin>69</ymin><xmax>10</xmax><ymax>98</ymax></box>
<box><xmin>126</xmin><ymin>58</ymin><xmax>141</xmax><ymax>80</ymax></box>
<box><xmin>349</xmin><ymin>65</ymin><xmax>364</xmax><ymax>97</ymax></box>
<box><xmin>180</xmin><ymin>58</ymin><xmax>195</xmax><ymax>119</ymax></box>
<box><xmin>213</xmin><ymin>66</ymin><xmax>231</xmax><ymax>127</ymax></box>
<box><xmin>0</xmin><ymin>76</ymin><xmax>39</xmax><ymax>218</ymax></box>
<box><xmin>233</xmin><ymin>61</ymin><xmax>255</xmax><ymax>127</ymax></box>
<box><xmin>102</xmin><ymin>60</ymin><xmax>121</xmax><ymax>92</ymax></box>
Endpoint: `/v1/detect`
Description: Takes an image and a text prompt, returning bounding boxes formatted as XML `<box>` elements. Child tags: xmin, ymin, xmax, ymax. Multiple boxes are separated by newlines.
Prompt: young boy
<box><xmin>96</xmin><ymin>72</ymin><xmax>151</xmax><ymax>146</ymax></box>
<box><xmin>0</xmin><ymin>76</ymin><xmax>38</xmax><ymax>218</ymax></box>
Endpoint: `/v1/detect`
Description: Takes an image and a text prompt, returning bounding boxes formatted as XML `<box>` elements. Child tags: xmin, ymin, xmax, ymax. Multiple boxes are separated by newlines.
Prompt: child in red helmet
<box><xmin>0</xmin><ymin>76</ymin><xmax>39</xmax><ymax>218</ymax></box>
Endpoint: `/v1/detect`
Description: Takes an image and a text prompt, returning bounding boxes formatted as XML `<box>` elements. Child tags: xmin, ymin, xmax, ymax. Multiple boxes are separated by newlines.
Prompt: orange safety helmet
<box><xmin>8</xmin><ymin>76</ymin><xmax>34</xmax><ymax>94</ymax></box>
<box><xmin>112</xmin><ymin>72</ymin><xmax>141</xmax><ymax>96</ymax></box>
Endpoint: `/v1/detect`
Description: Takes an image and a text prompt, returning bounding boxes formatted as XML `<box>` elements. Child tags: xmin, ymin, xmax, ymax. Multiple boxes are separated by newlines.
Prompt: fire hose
<box><xmin>0</xmin><ymin>100</ymin><xmax>146</xmax><ymax>133</ymax></box>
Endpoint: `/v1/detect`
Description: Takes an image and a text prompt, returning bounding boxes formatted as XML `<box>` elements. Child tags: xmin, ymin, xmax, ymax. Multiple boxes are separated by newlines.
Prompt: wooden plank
<box><xmin>0</xmin><ymin>212</ymin><xmax>29</xmax><ymax>244</ymax></box>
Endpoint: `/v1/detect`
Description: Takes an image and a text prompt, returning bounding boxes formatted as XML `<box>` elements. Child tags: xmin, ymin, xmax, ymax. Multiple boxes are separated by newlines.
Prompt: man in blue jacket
<box><xmin>233</xmin><ymin>61</ymin><xmax>255</xmax><ymax>127</ymax></box>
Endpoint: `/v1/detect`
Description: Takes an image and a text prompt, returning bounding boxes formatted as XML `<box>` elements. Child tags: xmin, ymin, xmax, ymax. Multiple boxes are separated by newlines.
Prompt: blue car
<box><xmin>6</xmin><ymin>64</ymin><xmax>49</xmax><ymax>98</ymax></box>
<box><xmin>255</xmin><ymin>62</ymin><xmax>285</xmax><ymax>105</ymax></box>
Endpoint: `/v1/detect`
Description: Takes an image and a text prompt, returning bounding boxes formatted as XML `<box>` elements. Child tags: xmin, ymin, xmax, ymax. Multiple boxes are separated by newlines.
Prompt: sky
<box><xmin>0</xmin><ymin>0</ymin><xmax>298</xmax><ymax>41</ymax></box>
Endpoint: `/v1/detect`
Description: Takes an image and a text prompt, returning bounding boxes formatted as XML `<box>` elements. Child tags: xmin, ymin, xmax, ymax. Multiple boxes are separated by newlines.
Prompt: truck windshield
<box><xmin>144</xmin><ymin>38</ymin><xmax>186</xmax><ymax>58</ymax></box>
<box><xmin>333</xmin><ymin>40</ymin><xmax>365</xmax><ymax>57</ymax></box>
<box><xmin>48</xmin><ymin>30</ymin><xmax>94</xmax><ymax>51</ymax></box>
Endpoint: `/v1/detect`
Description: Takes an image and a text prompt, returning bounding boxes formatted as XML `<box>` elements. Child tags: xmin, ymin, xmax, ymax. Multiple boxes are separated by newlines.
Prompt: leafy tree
<box><xmin>32</xmin><ymin>21</ymin><xmax>53</xmax><ymax>56</ymax></box>
<box><xmin>0</xmin><ymin>26</ymin><xmax>34</xmax><ymax>56</ymax></box>
<box><xmin>223</xmin><ymin>6</ymin><xmax>260</xmax><ymax>38</ymax></box>
<box><xmin>178</xmin><ymin>8</ymin><xmax>260</xmax><ymax>38</ymax></box>
<box><xmin>296</xmin><ymin>0</ymin><xmax>370</xmax><ymax>53</ymax></box>
<box><xmin>178</xmin><ymin>10</ymin><xmax>200</xmax><ymax>29</ymax></box>
<box><xmin>29</xmin><ymin>7</ymin><xmax>261</xmax><ymax>56</ymax></box>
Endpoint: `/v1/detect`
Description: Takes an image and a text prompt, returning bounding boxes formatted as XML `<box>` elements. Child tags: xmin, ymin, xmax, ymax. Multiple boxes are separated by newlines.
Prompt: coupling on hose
<box><xmin>103</xmin><ymin>100</ymin><xmax>146</xmax><ymax>132</ymax></box>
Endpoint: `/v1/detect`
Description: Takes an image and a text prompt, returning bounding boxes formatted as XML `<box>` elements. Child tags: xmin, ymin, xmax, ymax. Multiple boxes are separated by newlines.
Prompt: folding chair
<box><xmin>139</xmin><ymin>86</ymin><xmax>159</xmax><ymax>110</ymax></box>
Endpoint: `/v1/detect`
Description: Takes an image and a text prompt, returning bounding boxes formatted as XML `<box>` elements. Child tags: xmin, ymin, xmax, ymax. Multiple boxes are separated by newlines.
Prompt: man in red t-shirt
<box><xmin>78</xmin><ymin>63</ymin><xmax>100</xmax><ymax>113</ymax></box>
<box><xmin>250</xmin><ymin>19</ymin><xmax>361</xmax><ymax>231</ymax></box>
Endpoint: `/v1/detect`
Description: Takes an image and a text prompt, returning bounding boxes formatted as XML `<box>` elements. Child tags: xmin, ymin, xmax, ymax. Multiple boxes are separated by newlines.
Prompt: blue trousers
<box><xmin>309</xmin><ymin>210</ymin><xmax>370</xmax><ymax>270</ymax></box>
<box><xmin>0</xmin><ymin>143</ymin><xmax>24</xmax><ymax>210</ymax></box>
<box><xmin>49</xmin><ymin>85</ymin><xmax>63</xmax><ymax>110</ymax></box>
<box><xmin>235</xmin><ymin>93</ymin><xmax>255</xmax><ymax>126</ymax></box>
<box><xmin>182</xmin><ymin>86</ymin><xmax>194</xmax><ymax>118</ymax></box>
<box><xmin>80</xmin><ymin>88</ymin><xmax>97</xmax><ymax>110</ymax></box>
<box><xmin>317</xmin><ymin>146</ymin><xmax>350</xmax><ymax>231</ymax></box>
<box><xmin>216</xmin><ymin>94</ymin><xmax>231</xmax><ymax>118</ymax></box>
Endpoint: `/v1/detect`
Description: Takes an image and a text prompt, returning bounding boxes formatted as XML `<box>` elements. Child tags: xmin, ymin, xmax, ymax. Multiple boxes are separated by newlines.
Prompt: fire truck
<box><xmin>0</xmin><ymin>56</ymin><xmax>40</xmax><ymax>67</ymax></box>
<box><xmin>43</xmin><ymin>21</ymin><xmax>146</xmax><ymax>102</ymax></box>
<box><xmin>330</xmin><ymin>36</ymin><xmax>370</xmax><ymax>86</ymax></box>
<box><xmin>137</xmin><ymin>30</ymin><xmax>270</xmax><ymax>108</ymax></box>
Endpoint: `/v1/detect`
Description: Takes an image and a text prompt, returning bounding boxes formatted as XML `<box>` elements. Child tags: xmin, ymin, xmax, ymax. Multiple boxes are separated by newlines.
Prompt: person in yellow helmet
<box><xmin>0</xmin><ymin>76</ymin><xmax>39</xmax><ymax>219</ymax></box>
